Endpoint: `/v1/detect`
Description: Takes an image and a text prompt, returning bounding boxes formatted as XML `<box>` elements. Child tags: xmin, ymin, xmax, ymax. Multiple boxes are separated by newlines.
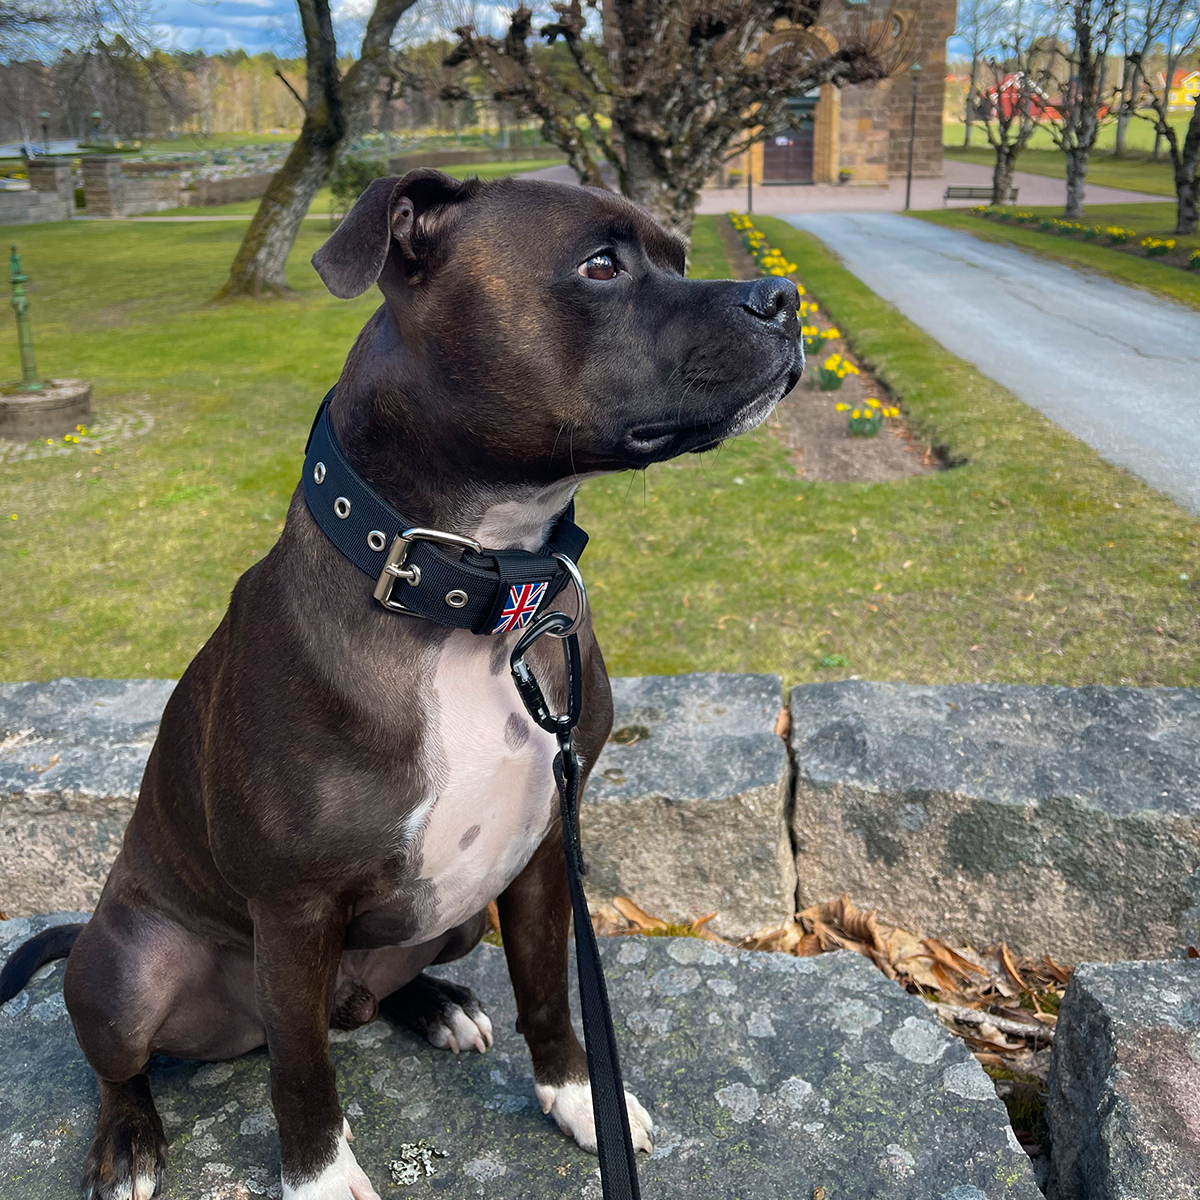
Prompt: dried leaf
<box><xmin>999</xmin><ymin>942</ymin><xmax>1029</xmax><ymax>992</ymax></box>
<box><xmin>924</xmin><ymin>938</ymin><xmax>989</xmax><ymax>979</ymax></box>
<box><xmin>612</xmin><ymin>896</ymin><xmax>669</xmax><ymax>931</ymax></box>
<box><xmin>774</xmin><ymin>707</ymin><xmax>791</xmax><ymax>739</ymax></box>
<box><xmin>1040</xmin><ymin>954</ymin><xmax>1072</xmax><ymax>987</ymax></box>
<box><xmin>486</xmin><ymin>901</ymin><xmax>500</xmax><ymax>932</ymax></box>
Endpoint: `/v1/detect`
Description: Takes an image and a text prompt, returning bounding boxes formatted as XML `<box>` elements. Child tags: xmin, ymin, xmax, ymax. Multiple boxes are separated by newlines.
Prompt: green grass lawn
<box><xmin>944</xmin><ymin>114</ymin><xmax>1192</xmax><ymax>155</ymax></box>
<box><xmin>1</xmin><ymin>214</ymin><xmax>1197</xmax><ymax>685</ymax></box>
<box><xmin>914</xmin><ymin>204</ymin><xmax>1200</xmax><ymax>311</ymax></box>
<box><xmin>160</xmin><ymin>159</ymin><xmax>566</xmax><ymax>218</ymax></box>
<box><xmin>136</xmin><ymin>132</ymin><xmax>301</xmax><ymax>155</ymax></box>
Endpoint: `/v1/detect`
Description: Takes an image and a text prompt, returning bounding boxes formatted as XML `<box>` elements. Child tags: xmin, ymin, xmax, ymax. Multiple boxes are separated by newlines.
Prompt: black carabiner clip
<box><xmin>509</xmin><ymin>611</ymin><xmax>583</xmax><ymax>747</ymax></box>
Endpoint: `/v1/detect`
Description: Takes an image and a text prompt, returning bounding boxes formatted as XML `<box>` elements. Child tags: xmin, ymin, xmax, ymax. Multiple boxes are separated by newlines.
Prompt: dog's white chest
<box><xmin>412</xmin><ymin>635</ymin><xmax>558</xmax><ymax>936</ymax></box>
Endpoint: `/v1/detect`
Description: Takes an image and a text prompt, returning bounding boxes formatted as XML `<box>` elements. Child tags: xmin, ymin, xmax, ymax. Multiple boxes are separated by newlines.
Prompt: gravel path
<box><xmin>787</xmin><ymin>212</ymin><xmax>1200</xmax><ymax>515</ymax></box>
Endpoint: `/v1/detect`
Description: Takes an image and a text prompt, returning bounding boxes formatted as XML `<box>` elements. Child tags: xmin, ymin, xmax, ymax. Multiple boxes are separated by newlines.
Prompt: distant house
<box><xmin>978</xmin><ymin>74</ymin><xmax>1061</xmax><ymax>121</ymax></box>
<box><xmin>1159</xmin><ymin>69</ymin><xmax>1200</xmax><ymax>111</ymax></box>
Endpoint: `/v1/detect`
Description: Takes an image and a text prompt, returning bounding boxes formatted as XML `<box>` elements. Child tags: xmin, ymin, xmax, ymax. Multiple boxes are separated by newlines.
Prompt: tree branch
<box><xmin>275</xmin><ymin>69</ymin><xmax>306</xmax><ymax>111</ymax></box>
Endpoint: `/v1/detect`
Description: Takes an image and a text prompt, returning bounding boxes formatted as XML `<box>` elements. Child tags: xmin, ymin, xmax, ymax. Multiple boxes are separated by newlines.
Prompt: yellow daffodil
<box><xmin>866</xmin><ymin>398</ymin><xmax>880</xmax><ymax>409</ymax></box>
<box><xmin>835</xmin><ymin>403</ymin><xmax>849</xmax><ymax>412</ymax></box>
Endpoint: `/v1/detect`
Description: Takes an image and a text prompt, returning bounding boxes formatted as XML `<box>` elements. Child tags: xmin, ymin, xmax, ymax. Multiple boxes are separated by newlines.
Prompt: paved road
<box><xmin>787</xmin><ymin>213</ymin><xmax>1200</xmax><ymax>515</ymax></box>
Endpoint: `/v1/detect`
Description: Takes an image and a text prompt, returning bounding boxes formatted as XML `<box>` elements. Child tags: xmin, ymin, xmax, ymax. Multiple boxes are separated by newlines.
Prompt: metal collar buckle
<box><xmin>372</xmin><ymin>527</ymin><xmax>483</xmax><ymax>614</ymax></box>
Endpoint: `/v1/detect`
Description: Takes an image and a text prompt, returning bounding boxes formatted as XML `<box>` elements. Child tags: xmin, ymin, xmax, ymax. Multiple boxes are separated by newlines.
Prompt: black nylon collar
<box><xmin>302</xmin><ymin>393</ymin><xmax>588</xmax><ymax>635</ymax></box>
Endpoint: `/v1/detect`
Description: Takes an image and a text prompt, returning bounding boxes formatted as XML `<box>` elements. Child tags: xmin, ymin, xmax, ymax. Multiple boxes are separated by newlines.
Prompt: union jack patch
<box><xmin>492</xmin><ymin>580</ymin><xmax>548</xmax><ymax>634</ymax></box>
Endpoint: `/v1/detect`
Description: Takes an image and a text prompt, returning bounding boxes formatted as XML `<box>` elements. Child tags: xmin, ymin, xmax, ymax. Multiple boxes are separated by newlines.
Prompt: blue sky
<box><xmin>152</xmin><ymin>0</ymin><xmax>301</xmax><ymax>53</ymax></box>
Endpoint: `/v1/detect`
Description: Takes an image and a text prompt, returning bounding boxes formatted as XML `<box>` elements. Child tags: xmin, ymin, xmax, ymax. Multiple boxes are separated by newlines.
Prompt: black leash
<box><xmin>300</xmin><ymin>394</ymin><xmax>641</xmax><ymax>1199</ymax></box>
<box><xmin>510</xmin><ymin>612</ymin><xmax>642</xmax><ymax>1200</ymax></box>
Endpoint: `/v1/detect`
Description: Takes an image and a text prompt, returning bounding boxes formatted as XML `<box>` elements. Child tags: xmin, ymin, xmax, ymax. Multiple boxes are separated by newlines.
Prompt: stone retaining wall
<box><xmin>4</xmin><ymin>676</ymin><xmax>1199</xmax><ymax>960</ymax></box>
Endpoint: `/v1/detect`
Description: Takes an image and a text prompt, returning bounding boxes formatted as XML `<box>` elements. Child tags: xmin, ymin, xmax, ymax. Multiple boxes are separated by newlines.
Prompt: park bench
<box><xmin>943</xmin><ymin>184</ymin><xmax>1019</xmax><ymax>206</ymax></box>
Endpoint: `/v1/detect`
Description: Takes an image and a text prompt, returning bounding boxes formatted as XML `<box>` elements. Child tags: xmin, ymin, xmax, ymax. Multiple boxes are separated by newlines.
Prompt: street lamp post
<box><xmin>9</xmin><ymin>245</ymin><xmax>42</xmax><ymax>393</ymax></box>
<box><xmin>39</xmin><ymin>111</ymin><xmax>50</xmax><ymax>153</ymax></box>
<box><xmin>904</xmin><ymin>62</ymin><xmax>922</xmax><ymax>211</ymax></box>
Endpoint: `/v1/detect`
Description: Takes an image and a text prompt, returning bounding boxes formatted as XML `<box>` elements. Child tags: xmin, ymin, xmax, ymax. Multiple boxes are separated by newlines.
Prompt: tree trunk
<box><xmin>992</xmin><ymin>148</ymin><xmax>1015</xmax><ymax>206</ymax></box>
<box><xmin>214</xmin><ymin>127</ymin><xmax>337</xmax><ymax>298</ymax></box>
<box><xmin>1114</xmin><ymin>61</ymin><xmax>1132</xmax><ymax>157</ymax></box>
<box><xmin>620</xmin><ymin>132</ymin><xmax>694</xmax><ymax>241</ymax></box>
<box><xmin>214</xmin><ymin>0</ymin><xmax>414</xmax><ymax>300</ymax></box>
<box><xmin>1175</xmin><ymin>102</ymin><xmax>1200</xmax><ymax>235</ymax></box>
<box><xmin>964</xmin><ymin>58</ymin><xmax>978</xmax><ymax>148</ymax></box>
<box><xmin>1177</xmin><ymin>177</ymin><xmax>1199</xmax><ymax>235</ymax></box>
<box><xmin>1063</xmin><ymin>148</ymin><xmax>1089</xmax><ymax>218</ymax></box>
<box><xmin>1114</xmin><ymin>108</ymin><xmax>1129</xmax><ymax>156</ymax></box>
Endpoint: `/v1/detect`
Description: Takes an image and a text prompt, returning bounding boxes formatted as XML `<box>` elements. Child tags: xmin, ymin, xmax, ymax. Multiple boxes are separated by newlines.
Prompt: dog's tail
<box><xmin>0</xmin><ymin>923</ymin><xmax>85</xmax><ymax>1005</ymax></box>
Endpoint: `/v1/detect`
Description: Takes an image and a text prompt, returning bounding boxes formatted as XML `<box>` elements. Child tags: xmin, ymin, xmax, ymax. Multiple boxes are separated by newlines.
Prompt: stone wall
<box><xmin>0</xmin><ymin>188</ymin><xmax>69</xmax><ymax>225</ymax></box>
<box><xmin>5</xmin><ymin>674</ymin><xmax>1200</xmax><ymax>964</ymax></box>
<box><xmin>187</xmin><ymin>171</ymin><xmax>276</xmax><ymax>207</ymax></box>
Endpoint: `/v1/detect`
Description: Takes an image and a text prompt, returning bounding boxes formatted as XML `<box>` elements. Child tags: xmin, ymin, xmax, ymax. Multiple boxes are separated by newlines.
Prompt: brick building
<box><xmin>727</xmin><ymin>0</ymin><xmax>957</xmax><ymax>187</ymax></box>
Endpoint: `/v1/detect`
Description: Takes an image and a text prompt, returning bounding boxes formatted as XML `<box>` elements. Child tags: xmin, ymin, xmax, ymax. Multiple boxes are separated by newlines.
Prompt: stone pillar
<box><xmin>80</xmin><ymin>154</ymin><xmax>125</xmax><ymax>218</ymax></box>
<box><xmin>24</xmin><ymin>157</ymin><xmax>73</xmax><ymax>220</ymax></box>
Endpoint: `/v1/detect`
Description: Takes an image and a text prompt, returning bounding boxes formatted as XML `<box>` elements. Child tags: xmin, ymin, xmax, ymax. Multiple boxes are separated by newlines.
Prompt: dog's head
<box><xmin>313</xmin><ymin>169</ymin><xmax>801</xmax><ymax>483</ymax></box>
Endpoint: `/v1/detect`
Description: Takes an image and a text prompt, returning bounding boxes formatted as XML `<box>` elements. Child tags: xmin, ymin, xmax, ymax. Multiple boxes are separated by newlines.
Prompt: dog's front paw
<box><xmin>281</xmin><ymin>1130</ymin><xmax>380</xmax><ymax>1200</ymax></box>
<box><xmin>535</xmin><ymin>1080</ymin><xmax>654</xmax><ymax>1155</ymax></box>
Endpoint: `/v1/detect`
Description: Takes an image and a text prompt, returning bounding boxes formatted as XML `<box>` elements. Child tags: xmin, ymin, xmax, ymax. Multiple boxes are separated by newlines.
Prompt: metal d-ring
<box><xmin>545</xmin><ymin>553</ymin><xmax>589</xmax><ymax>638</ymax></box>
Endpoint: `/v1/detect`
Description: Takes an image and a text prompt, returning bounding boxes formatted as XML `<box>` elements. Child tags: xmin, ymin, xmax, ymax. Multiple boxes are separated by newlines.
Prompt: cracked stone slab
<box><xmin>0</xmin><ymin>915</ymin><xmax>1038</xmax><ymax>1199</ymax></box>
<box><xmin>582</xmin><ymin>673</ymin><xmax>793</xmax><ymax>937</ymax></box>
<box><xmin>1047</xmin><ymin>959</ymin><xmax>1200</xmax><ymax>1200</ymax></box>
<box><xmin>0</xmin><ymin>675</ymin><xmax>795</xmax><ymax>936</ymax></box>
<box><xmin>789</xmin><ymin>680</ymin><xmax>1200</xmax><ymax>959</ymax></box>
<box><xmin>0</xmin><ymin>678</ymin><xmax>176</xmax><ymax>914</ymax></box>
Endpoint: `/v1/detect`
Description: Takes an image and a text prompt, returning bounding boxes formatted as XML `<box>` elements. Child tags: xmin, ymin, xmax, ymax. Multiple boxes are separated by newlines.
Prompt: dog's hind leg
<box><xmin>381</xmin><ymin>973</ymin><xmax>494</xmax><ymax>1054</ymax></box>
<box><xmin>82</xmin><ymin>1076</ymin><xmax>168</xmax><ymax>1200</ymax></box>
<box><xmin>65</xmin><ymin>882</ymin><xmax>264</xmax><ymax>1200</ymax></box>
<box><xmin>65</xmin><ymin>900</ymin><xmax>176</xmax><ymax>1200</ymax></box>
<box><xmin>497</xmin><ymin>828</ymin><xmax>654</xmax><ymax>1155</ymax></box>
<box><xmin>355</xmin><ymin>911</ymin><xmax>494</xmax><ymax>1052</ymax></box>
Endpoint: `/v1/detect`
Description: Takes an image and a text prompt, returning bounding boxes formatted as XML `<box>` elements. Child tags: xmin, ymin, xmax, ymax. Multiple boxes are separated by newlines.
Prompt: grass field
<box><xmin>162</xmin><ymin>159</ymin><xmax>566</xmax><ymax>218</ymax></box>
<box><xmin>1</xmin><ymin>213</ymin><xmax>1197</xmax><ymax>685</ymax></box>
<box><xmin>944</xmin><ymin>114</ymin><xmax>1193</xmax><ymax>156</ymax></box>
<box><xmin>942</xmin><ymin>115</ymin><xmax>1194</xmax><ymax>200</ymax></box>
<box><xmin>136</xmin><ymin>132</ymin><xmax>300</xmax><ymax>155</ymax></box>
<box><xmin>944</xmin><ymin>113</ymin><xmax>1194</xmax><ymax>199</ymax></box>
<box><xmin>915</xmin><ymin>203</ymin><xmax>1200</xmax><ymax>310</ymax></box>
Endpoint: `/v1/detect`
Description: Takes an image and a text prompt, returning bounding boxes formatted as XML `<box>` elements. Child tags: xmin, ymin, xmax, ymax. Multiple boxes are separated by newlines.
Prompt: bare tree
<box><xmin>971</xmin><ymin>0</ymin><xmax>1056</xmax><ymax>202</ymax></box>
<box><xmin>1128</xmin><ymin>0</ymin><xmax>1200</xmax><ymax>231</ymax></box>
<box><xmin>447</xmin><ymin>0</ymin><xmax>904</xmax><ymax>241</ymax></box>
<box><xmin>958</xmin><ymin>0</ymin><xmax>1007</xmax><ymax>147</ymax></box>
<box><xmin>1046</xmin><ymin>0</ymin><xmax>1121</xmax><ymax>218</ymax></box>
<box><xmin>214</xmin><ymin>0</ymin><xmax>418</xmax><ymax>299</ymax></box>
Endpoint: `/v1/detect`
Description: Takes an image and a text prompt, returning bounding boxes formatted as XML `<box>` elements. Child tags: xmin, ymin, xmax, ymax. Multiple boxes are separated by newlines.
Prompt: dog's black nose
<box><xmin>741</xmin><ymin>275</ymin><xmax>800</xmax><ymax>323</ymax></box>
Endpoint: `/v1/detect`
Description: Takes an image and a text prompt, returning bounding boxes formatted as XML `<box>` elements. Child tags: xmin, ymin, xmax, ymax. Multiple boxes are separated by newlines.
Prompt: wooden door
<box><xmin>762</xmin><ymin>123</ymin><xmax>814</xmax><ymax>184</ymax></box>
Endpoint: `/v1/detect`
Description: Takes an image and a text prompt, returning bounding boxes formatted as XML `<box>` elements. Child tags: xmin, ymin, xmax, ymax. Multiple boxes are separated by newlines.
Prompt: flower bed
<box><xmin>968</xmin><ymin>206</ymin><xmax>1197</xmax><ymax>271</ymax></box>
<box><xmin>725</xmin><ymin>213</ymin><xmax>931</xmax><ymax>479</ymax></box>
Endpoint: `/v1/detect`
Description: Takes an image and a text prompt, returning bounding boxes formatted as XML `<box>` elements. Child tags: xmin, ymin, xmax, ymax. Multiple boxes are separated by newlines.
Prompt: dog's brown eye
<box><xmin>579</xmin><ymin>254</ymin><xmax>617</xmax><ymax>280</ymax></box>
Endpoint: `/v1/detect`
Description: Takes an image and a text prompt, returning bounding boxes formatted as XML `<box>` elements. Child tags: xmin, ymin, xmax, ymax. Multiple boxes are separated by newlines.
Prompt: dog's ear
<box><xmin>311</xmin><ymin>168</ymin><xmax>471</xmax><ymax>299</ymax></box>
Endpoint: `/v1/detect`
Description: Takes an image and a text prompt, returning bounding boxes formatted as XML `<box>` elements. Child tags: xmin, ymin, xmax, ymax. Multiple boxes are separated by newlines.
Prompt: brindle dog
<box><xmin>0</xmin><ymin>170</ymin><xmax>800</xmax><ymax>1199</ymax></box>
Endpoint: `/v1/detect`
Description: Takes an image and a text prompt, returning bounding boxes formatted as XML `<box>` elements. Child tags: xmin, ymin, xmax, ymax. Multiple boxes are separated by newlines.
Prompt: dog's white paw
<box><xmin>281</xmin><ymin>1130</ymin><xmax>380</xmax><ymax>1200</ymax></box>
<box><xmin>89</xmin><ymin>1173</ymin><xmax>158</xmax><ymax>1200</ymax></box>
<box><xmin>425</xmin><ymin>1003</ymin><xmax>494</xmax><ymax>1054</ymax></box>
<box><xmin>534</xmin><ymin>1080</ymin><xmax>654</xmax><ymax>1155</ymax></box>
